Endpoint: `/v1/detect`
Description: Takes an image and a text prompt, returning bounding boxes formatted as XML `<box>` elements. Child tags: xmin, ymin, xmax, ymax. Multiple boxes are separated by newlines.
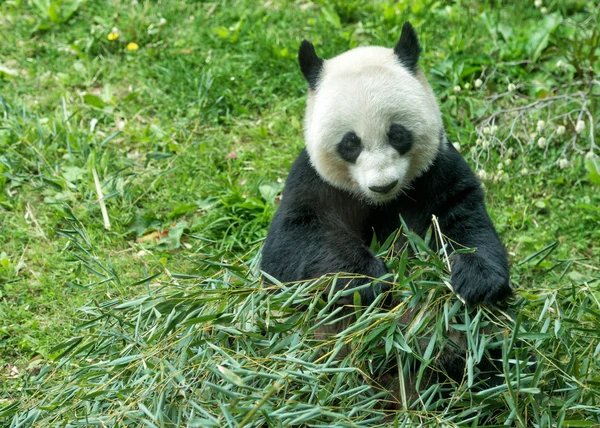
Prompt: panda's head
<box><xmin>299</xmin><ymin>22</ymin><xmax>444</xmax><ymax>204</ymax></box>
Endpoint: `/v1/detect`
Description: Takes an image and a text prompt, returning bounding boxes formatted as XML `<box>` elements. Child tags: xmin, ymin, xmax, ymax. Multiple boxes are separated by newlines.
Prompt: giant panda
<box><xmin>260</xmin><ymin>22</ymin><xmax>512</xmax><ymax>405</ymax></box>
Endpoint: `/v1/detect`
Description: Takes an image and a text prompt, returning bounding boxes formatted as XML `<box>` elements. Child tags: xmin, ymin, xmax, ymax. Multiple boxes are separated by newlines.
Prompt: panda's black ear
<box><xmin>393</xmin><ymin>22</ymin><xmax>421</xmax><ymax>75</ymax></box>
<box><xmin>298</xmin><ymin>40</ymin><xmax>324</xmax><ymax>90</ymax></box>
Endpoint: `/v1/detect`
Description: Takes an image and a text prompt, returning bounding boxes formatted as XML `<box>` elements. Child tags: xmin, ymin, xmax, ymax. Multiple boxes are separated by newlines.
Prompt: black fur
<box><xmin>261</xmin><ymin>141</ymin><xmax>512</xmax><ymax>307</ymax></box>
<box><xmin>394</xmin><ymin>22</ymin><xmax>421</xmax><ymax>75</ymax></box>
<box><xmin>298</xmin><ymin>40</ymin><xmax>324</xmax><ymax>90</ymax></box>
<box><xmin>337</xmin><ymin>131</ymin><xmax>363</xmax><ymax>163</ymax></box>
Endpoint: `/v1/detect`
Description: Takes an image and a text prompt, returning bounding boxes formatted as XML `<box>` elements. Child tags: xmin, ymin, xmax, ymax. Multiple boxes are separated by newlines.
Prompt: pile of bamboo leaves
<box><xmin>5</xmin><ymin>228</ymin><xmax>600</xmax><ymax>427</ymax></box>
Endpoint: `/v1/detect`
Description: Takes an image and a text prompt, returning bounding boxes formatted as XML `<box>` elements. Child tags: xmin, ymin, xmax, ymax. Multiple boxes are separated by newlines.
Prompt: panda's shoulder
<box><xmin>276</xmin><ymin>149</ymin><xmax>327</xmax><ymax>211</ymax></box>
<box><xmin>287</xmin><ymin>149</ymin><xmax>315</xmax><ymax>179</ymax></box>
<box><xmin>418</xmin><ymin>141</ymin><xmax>480</xmax><ymax>191</ymax></box>
<box><xmin>282</xmin><ymin>149</ymin><xmax>322</xmax><ymax>194</ymax></box>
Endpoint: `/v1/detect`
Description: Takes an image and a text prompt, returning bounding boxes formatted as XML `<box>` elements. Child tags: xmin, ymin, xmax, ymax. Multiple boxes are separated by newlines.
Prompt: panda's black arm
<box><xmin>261</xmin><ymin>150</ymin><xmax>388</xmax><ymax>304</ymax></box>
<box><xmin>411</xmin><ymin>143</ymin><xmax>512</xmax><ymax>305</ymax></box>
<box><xmin>261</xmin><ymin>215</ymin><xmax>388</xmax><ymax>304</ymax></box>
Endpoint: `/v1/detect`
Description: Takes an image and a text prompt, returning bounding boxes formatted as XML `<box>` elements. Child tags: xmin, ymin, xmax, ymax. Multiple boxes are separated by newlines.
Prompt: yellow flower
<box><xmin>127</xmin><ymin>42</ymin><xmax>139</xmax><ymax>51</ymax></box>
<box><xmin>108</xmin><ymin>31</ymin><xmax>119</xmax><ymax>41</ymax></box>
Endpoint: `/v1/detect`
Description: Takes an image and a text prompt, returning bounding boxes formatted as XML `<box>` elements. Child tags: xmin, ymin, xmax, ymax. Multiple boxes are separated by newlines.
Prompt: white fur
<box><xmin>304</xmin><ymin>46</ymin><xmax>443</xmax><ymax>204</ymax></box>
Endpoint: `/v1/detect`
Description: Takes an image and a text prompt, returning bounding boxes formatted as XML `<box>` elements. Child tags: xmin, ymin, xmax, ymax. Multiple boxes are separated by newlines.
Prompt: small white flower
<box><xmin>158</xmin><ymin>17</ymin><xmax>167</xmax><ymax>26</ymax></box>
<box><xmin>483</xmin><ymin>126</ymin><xmax>491</xmax><ymax>135</ymax></box>
<box><xmin>558</xmin><ymin>158</ymin><xmax>569</xmax><ymax>169</ymax></box>
<box><xmin>454</xmin><ymin>85</ymin><xmax>462</xmax><ymax>92</ymax></box>
<box><xmin>575</xmin><ymin>120</ymin><xmax>586</xmax><ymax>134</ymax></box>
<box><xmin>536</xmin><ymin>120</ymin><xmax>545</xmax><ymax>132</ymax></box>
<box><xmin>90</xmin><ymin>118</ymin><xmax>98</xmax><ymax>133</ymax></box>
<box><xmin>506</xmin><ymin>148</ymin><xmax>514</xmax><ymax>157</ymax></box>
<box><xmin>534</xmin><ymin>0</ymin><xmax>542</xmax><ymax>7</ymax></box>
<box><xmin>556</xmin><ymin>125</ymin><xmax>566</xmax><ymax>135</ymax></box>
<box><xmin>521</xmin><ymin>167</ymin><xmax>529</xmax><ymax>175</ymax></box>
<box><xmin>453</xmin><ymin>142</ymin><xmax>461</xmax><ymax>151</ymax></box>
<box><xmin>481</xmin><ymin>139</ymin><xmax>490</xmax><ymax>149</ymax></box>
<box><xmin>464</xmin><ymin>83</ymin><xmax>471</xmax><ymax>90</ymax></box>
<box><xmin>508</xmin><ymin>83</ymin><xmax>516</xmax><ymax>92</ymax></box>
<box><xmin>537</xmin><ymin>137</ymin><xmax>547</xmax><ymax>148</ymax></box>
<box><xmin>540</xmin><ymin>7</ymin><xmax>548</xmax><ymax>13</ymax></box>
<box><xmin>117</xmin><ymin>120</ymin><xmax>125</xmax><ymax>131</ymax></box>
<box><xmin>497</xmin><ymin>162</ymin><xmax>504</xmax><ymax>170</ymax></box>
<box><xmin>230</xmin><ymin>76</ymin><xmax>235</xmax><ymax>81</ymax></box>
<box><xmin>470</xmin><ymin>146</ymin><xmax>477</xmax><ymax>154</ymax></box>
<box><xmin>474</xmin><ymin>78</ymin><xmax>483</xmax><ymax>88</ymax></box>
<box><xmin>449</xmin><ymin>95</ymin><xmax>456</xmax><ymax>101</ymax></box>
<box><xmin>490</xmin><ymin>125</ymin><xmax>498</xmax><ymax>134</ymax></box>
<box><xmin>476</xmin><ymin>138</ymin><xmax>483</xmax><ymax>146</ymax></box>
<box><xmin>476</xmin><ymin>169</ymin><xmax>488</xmax><ymax>180</ymax></box>
<box><xmin>585</xmin><ymin>151</ymin><xmax>596</xmax><ymax>159</ymax></box>
<box><xmin>556</xmin><ymin>60</ymin><xmax>564</xmax><ymax>68</ymax></box>
<box><xmin>504</xmin><ymin>158</ymin><xmax>512</xmax><ymax>166</ymax></box>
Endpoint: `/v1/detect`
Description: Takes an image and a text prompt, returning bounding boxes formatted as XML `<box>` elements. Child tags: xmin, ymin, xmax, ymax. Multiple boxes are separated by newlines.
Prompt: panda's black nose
<box><xmin>369</xmin><ymin>180</ymin><xmax>398</xmax><ymax>194</ymax></box>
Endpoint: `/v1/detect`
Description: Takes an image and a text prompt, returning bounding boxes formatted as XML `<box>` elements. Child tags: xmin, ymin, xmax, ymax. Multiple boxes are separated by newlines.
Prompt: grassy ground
<box><xmin>1</xmin><ymin>0</ymin><xmax>599</xmax><ymax>426</ymax></box>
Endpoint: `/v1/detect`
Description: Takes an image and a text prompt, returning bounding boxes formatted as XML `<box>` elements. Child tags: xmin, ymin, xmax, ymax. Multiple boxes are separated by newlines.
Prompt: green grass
<box><xmin>1</xmin><ymin>0</ymin><xmax>599</xmax><ymax>426</ymax></box>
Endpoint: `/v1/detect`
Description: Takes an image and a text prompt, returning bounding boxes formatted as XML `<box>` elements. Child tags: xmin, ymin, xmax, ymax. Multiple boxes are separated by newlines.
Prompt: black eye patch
<box><xmin>388</xmin><ymin>123</ymin><xmax>413</xmax><ymax>155</ymax></box>
<box><xmin>337</xmin><ymin>131</ymin><xmax>362</xmax><ymax>163</ymax></box>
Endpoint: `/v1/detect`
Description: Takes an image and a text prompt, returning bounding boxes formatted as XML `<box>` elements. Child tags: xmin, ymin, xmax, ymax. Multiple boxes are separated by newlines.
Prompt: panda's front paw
<box><xmin>450</xmin><ymin>253</ymin><xmax>512</xmax><ymax>306</ymax></box>
<box><xmin>359</xmin><ymin>279</ymin><xmax>392</xmax><ymax>306</ymax></box>
<box><xmin>348</xmin><ymin>257</ymin><xmax>390</xmax><ymax>306</ymax></box>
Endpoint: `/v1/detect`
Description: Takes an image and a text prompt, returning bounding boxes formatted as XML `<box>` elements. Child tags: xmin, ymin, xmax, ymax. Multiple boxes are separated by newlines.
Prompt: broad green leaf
<box><xmin>83</xmin><ymin>94</ymin><xmax>106</xmax><ymax>109</ymax></box>
<box><xmin>527</xmin><ymin>14</ymin><xmax>560</xmax><ymax>61</ymax></box>
<box><xmin>322</xmin><ymin>7</ymin><xmax>341</xmax><ymax>29</ymax></box>
<box><xmin>585</xmin><ymin>157</ymin><xmax>600</xmax><ymax>185</ymax></box>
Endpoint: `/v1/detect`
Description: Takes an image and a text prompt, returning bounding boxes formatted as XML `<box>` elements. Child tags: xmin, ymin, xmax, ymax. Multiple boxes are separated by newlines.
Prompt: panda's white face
<box><xmin>303</xmin><ymin>46</ymin><xmax>443</xmax><ymax>204</ymax></box>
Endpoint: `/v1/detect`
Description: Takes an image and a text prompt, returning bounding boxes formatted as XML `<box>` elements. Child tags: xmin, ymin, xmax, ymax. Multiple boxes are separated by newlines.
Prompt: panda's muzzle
<box><xmin>369</xmin><ymin>180</ymin><xmax>398</xmax><ymax>194</ymax></box>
